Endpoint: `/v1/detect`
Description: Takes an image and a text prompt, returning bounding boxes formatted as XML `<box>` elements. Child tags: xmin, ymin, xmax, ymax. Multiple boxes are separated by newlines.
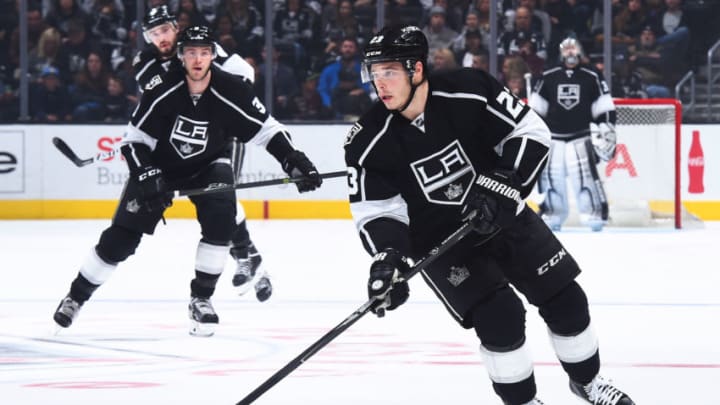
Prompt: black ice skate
<box><xmin>570</xmin><ymin>375</ymin><xmax>635</xmax><ymax>405</ymax></box>
<box><xmin>53</xmin><ymin>295</ymin><xmax>82</xmax><ymax>330</ymax></box>
<box><xmin>188</xmin><ymin>297</ymin><xmax>219</xmax><ymax>337</ymax></box>
<box><xmin>230</xmin><ymin>245</ymin><xmax>272</xmax><ymax>302</ymax></box>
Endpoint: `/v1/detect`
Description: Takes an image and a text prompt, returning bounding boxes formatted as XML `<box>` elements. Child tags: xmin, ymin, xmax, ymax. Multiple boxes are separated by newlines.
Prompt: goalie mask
<box><xmin>559</xmin><ymin>37</ymin><xmax>583</xmax><ymax>68</ymax></box>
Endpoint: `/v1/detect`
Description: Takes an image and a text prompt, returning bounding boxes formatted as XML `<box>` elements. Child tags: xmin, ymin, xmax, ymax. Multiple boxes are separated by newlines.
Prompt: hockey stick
<box><xmin>235</xmin><ymin>220</ymin><xmax>499</xmax><ymax>405</ymax></box>
<box><xmin>51</xmin><ymin>137</ymin><xmax>347</xmax><ymax>195</ymax></box>
<box><xmin>176</xmin><ymin>171</ymin><xmax>347</xmax><ymax>197</ymax></box>
<box><xmin>52</xmin><ymin>137</ymin><xmax>120</xmax><ymax>167</ymax></box>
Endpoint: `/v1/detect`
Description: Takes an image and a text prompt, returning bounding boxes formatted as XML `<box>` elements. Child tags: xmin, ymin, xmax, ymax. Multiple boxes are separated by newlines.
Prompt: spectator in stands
<box><xmin>288</xmin><ymin>72</ymin><xmax>332</xmax><ymax>120</ymax></box>
<box><xmin>469</xmin><ymin>0</ymin><xmax>502</xmax><ymax>50</ymax></box>
<box><xmin>457</xmin><ymin>30</ymin><xmax>486</xmax><ymax>67</ymax></box>
<box><xmin>223</xmin><ymin>0</ymin><xmax>264</xmax><ymax>59</ymax></box>
<box><xmin>542</xmin><ymin>0</ymin><xmax>574</xmax><ymax>62</ymax></box>
<box><xmin>89</xmin><ymin>0</ymin><xmax>127</xmax><ymax>61</ymax></box>
<box><xmin>274</xmin><ymin>0</ymin><xmax>320</xmax><ymax>77</ymax></box>
<box><xmin>24</xmin><ymin>3</ymin><xmax>48</xmax><ymax>55</ymax></box>
<box><xmin>0</xmin><ymin>25</ymin><xmax>20</xmax><ymax>122</ymax></box>
<box><xmin>319</xmin><ymin>0</ymin><xmax>367</xmax><ymax>70</ymax></box>
<box><xmin>450</xmin><ymin>9</ymin><xmax>482</xmax><ymax>55</ymax></box>
<box><xmin>56</xmin><ymin>18</ymin><xmax>98</xmax><ymax>84</ymax></box>
<box><xmin>176</xmin><ymin>10</ymin><xmax>192</xmax><ymax>33</ymax></box>
<box><xmin>177</xmin><ymin>0</ymin><xmax>210</xmax><ymax>27</ymax></box>
<box><xmin>30</xmin><ymin>65</ymin><xmax>72</xmax><ymax>122</ymax></box>
<box><xmin>471</xmin><ymin>49</ymin><xmax>490</xmax><ymax>71</ymax></box>
<box><xmin>255</xmin><ymin>46</ymin><xmax>298</xmax><ymax>119</ymax></box>
<box><xmin>432</xmin><ymin>47</ymin><xmax>458</xmax><ymax>71</ymax></box>
<box><xmin>317</xmin><ymin>37</ymin><xmax>371</xmax><ymax>120</ymax></box>
<box><xmin>103</xmin><ymin>73</ymin><xmax>130</xmax><ymax>121</ymax></box>
<box><xmin>422</xmin><ymin>5</ymin><xmax>458</xmax><ymax>68</ymax></box>
<box><xmin>70</xmin><ymin>49</ymin><xmax>109</xmax><ymax>121</ymax></box>
<box><xmin>651</xmin><ymin>0</ymin><xmax>690</xmax><ymax>46</ymax></box>
<box><xmin>499</xmin><ymin>53</ymin><xmax>530</xmax><ymax>87</ymax></box>
<box><xmin>602</xmin><ymin>0</ymin><xmax>653</xmax><ymax>48</ymax></box>
<box><xmin>424</xmin><ymin>0</ymin><xmax>464</xmax><ymax>32</ymax></box>
<box><xmin>504</xmin><ymin>0</ymin><xmax>551</xmax><ymax>44</ymax></box>
<box><xmin>45</xmin><ymin>0</ymin><xmax>92</xmax><ymax>38</ymax></box>
<box><xmin>29</xmin><ymin>27</ymin><xmax>63</xmax><ymax>81</ymax></box>
<box><xmin>498</xmin><ymin>5</ymin><xmax>547</xmax><ymax>75</ymax></box>
<box><xmin>194</xmin><ymin>0</ymin><xmax>223</xmax><ymax>25</ymax></box>
<box><xmin>627</xmin><ymin>25</ymin><xmax>676</xmax><ymax>98</ymax></box>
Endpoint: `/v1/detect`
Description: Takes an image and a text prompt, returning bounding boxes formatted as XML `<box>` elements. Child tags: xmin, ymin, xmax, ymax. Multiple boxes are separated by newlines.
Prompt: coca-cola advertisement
<box><xmin>688</xmin><ymin>130</ymin><xmax>705</xmax><ymax>194</ymax></box>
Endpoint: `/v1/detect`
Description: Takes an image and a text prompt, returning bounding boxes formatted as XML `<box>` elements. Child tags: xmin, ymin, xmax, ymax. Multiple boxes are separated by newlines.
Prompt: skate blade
<box><xmin>234</xmin><ymin>282</ymin><xmax>254</xmax><ymax>296</ymax></box>
<box><xmin>189</xmin><ymin>321</ymin><xmax>216</xmax><ymax>337</ymax></box>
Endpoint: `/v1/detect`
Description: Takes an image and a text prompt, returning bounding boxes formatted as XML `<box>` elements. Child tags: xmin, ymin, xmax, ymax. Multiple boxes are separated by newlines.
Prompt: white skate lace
<box><xmin>191</xmin><ymin>298</ymin><xmax>215</xmax><ymax>315</ymax></box>
<box><xmin>586</xmin><ymin>376</ymin><xmax>624</xmax><ymax>405</ymax></box>
<box><xmin>59</xmin><ymin>297</ymin><xmax>80</xmax><ymax>316</ymax></box>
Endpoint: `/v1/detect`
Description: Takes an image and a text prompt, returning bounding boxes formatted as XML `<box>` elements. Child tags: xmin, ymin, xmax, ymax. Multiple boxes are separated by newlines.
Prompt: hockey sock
<box><xmin>69</xmin><ymin>273</ymin><xmax>100</xmax><ymax>304</ymax></box>
<box><xmin>190</xmin><ymin>271</ymin><xmax>220</xmax><ymax>299</ymax></box>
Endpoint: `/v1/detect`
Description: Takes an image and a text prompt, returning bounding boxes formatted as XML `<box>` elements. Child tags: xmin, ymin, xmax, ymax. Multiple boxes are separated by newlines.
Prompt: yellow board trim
<box><xmin>0</xmin><ymin>200</ymin><xmax>718</xmax><ymax>221</ymax></box>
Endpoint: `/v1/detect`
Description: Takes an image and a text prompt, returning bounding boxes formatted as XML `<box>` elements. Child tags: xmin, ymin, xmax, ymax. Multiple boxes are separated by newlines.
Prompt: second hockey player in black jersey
<box><xmin>529</xmin><ymin>37</ymin><xmax>617</xmax><ymax>232</ymax></box>
<box><xmin>134</xmin><ymin>5</ymin><xmax>271</xmax><ymax>301</ymax></box>
<box><xmin>345</xmin><ymin>25</ymin><xmax>634</xmax><ymax>405</ymax></box>
<box><xmin>53</xmin><ymin>26</ymin><xmax>322</xmax><ymax>337</ymax></box>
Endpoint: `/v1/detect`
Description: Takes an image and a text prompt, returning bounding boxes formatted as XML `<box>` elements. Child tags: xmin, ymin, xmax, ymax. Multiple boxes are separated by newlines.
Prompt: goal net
<box><xmin>534</xmin><ymin>98</ymin><xmax>699</xmax><ymax>229</ymax></box>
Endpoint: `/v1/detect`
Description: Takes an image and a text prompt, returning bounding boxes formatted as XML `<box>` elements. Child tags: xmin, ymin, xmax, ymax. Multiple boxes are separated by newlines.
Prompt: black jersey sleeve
<box><xmin>581</xmin><ymin>67</ymin><xmax>616</xmax><ymax>126</ymax></box>
<box><xmin>475</xmin><ymin>69</ymin><xmax>552</xmax><ymax>197</ymax></box>
<box><xmin>344</xmin><ymin>116</ymin><xmax>412</xmax><ymax>257</ymax></box>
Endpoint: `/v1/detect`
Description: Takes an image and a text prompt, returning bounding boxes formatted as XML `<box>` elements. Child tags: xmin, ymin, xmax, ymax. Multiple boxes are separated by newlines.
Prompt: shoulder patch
<box><xmin>145</xmin><ymin>74</ymin><xmax>163</xmax><ymax>90</ymax></box>
<box><xmin>344</xmin><ymin>122</ymin><xmax>363</xmax><ymax>146</ymax></box>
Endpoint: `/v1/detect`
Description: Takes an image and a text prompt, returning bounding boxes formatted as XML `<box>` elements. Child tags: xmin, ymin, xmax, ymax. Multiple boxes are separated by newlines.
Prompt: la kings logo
<box><xmin>170</xmin><ymin>115</ymin><xmax>209</xmax><ymax>159</ymax></box>
<box><xmin>557</xmin><ymin>84</ymin><xmax>580</xmax><ymax>110</ymax></box>
<box><xmin>410</xmin><ymin>140</ymin><xmax>475</xmax><ymax>205</ymax></box>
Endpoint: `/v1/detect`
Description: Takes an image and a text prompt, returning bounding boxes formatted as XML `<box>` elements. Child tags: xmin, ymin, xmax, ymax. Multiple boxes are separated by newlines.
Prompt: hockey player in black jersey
<box><xmin>135</xmin><ymin>5</ymin><xmax>272</xmax><ymax>301</ymax></box>
<box><xmin>528</xmin><ymin>37</ymin><xmax>617</xmax><ymax>232</ymax></box>
<box><xmin>344</xmin><ymin>25</ymin><xmax>633</xmax><ymax>405</ymax></box>
<box><xmin>53</xmin><ymin>26</ymin><xmax>322</xmax><ymax>337</ymax></box>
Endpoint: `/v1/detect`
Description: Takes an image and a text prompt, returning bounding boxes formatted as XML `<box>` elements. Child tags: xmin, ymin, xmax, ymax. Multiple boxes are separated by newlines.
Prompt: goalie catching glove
<box><xmin>135</xmin><ymin>165</ymin><xmax>173</xmax><ymax>212</ymax></box>
<box><xmin>282</xmin><ymin>150</ymin><xmax>323</xmax><ymax>192</ymax></box>
<box><xmin>462</xmin><ymin>170</ymin><xmax>524</xmax><ymax>232</ymax></box>
<box><xmin>367</xmin><ymin>248</ymin><xmax>413</xmax><ymax>317</ymax></box>
<box><xmin>590</xmin><ymin>122</ymin><xmax>616</xmax><ymax>162</ymax></box>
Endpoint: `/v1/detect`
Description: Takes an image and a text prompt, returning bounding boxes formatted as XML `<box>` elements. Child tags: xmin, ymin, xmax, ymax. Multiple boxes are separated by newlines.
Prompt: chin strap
<box><xmin>396</xmin><ymin>75</ymin><xmax>426</xmax><ymax>113</ymax></box>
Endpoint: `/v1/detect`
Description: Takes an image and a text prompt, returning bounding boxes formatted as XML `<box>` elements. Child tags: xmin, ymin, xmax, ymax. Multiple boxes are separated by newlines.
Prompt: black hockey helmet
<box><xmin>142</xmin><ymin>5</ymin><xmax>177</xmax><ymax>43</ymax></box>
<box><xmin>361</xmin><ymin>25</ymin><xmax>428</xmax><ymax>83</ymax></box>
<box><xmin>177</xmin><ymin>26</ymin><xmax>216</xmax><ymax>58</ymax></box>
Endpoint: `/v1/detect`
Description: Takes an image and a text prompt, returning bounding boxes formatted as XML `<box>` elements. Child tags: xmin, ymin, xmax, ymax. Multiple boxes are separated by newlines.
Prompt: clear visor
<box><xmin>361</xmin><ymin>63</ymin><xmax>407</xmax><ymax>83</ymax></box>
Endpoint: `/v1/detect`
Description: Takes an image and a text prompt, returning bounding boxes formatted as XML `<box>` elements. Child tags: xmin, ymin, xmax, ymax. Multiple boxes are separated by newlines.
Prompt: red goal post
<box><xmin>604</xmin><ymin>98</ymin><xmax>683</xmax><ymax>228</ymax></box>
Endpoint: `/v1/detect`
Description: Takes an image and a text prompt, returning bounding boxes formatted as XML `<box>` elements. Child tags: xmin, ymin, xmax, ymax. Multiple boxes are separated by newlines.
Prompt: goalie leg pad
<box><xmin>568</xmin><ymin>139</ymin><xmax>608</xmax><ymax>228</ymax></box>
<box><xmin>539</xmin><ymin>139</ymin><xmax>569</xmax><ymax>229</ymax></box>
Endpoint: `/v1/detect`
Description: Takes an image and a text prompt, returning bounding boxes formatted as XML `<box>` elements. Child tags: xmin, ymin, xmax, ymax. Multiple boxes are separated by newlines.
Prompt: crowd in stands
<box><xmin>0</xmin><ymin>0</ymin><xmax>718</xmax><ymax>123</ymax></box>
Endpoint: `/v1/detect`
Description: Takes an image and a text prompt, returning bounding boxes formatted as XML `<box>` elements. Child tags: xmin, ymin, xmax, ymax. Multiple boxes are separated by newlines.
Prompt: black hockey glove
<box><xmin>462</xmin><ymin>170</ymin><xmax>523</xmax><ymax>232</ymax></box>
<box><xmin>282</xmin><ymin>150</ymin><xmax>323</xmax><ymax>193</ymax></box>
<box><xmin>368</xmin><ymin>248</ymin><xmax>413</xmax><ymax>318</ymax></box>
<box><xmin>135</xmin><ymin>165</ymin><xmax>173</xmax><ymax>212</ymax></box>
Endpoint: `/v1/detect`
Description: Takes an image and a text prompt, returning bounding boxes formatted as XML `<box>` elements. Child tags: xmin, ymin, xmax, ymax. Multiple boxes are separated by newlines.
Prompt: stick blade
<box><xmin>52</xmin><ymin>137</ymin><xmax>89</xmax><ymax>167</ymax></box>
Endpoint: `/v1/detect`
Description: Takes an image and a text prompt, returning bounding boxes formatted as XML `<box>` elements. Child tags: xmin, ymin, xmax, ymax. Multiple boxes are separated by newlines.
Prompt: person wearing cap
<box><xmin>30</xmin><ymin>65</ymin><xmax>71</xmax><ymax>122</ymax></box>
<box><xmin>421</xmin><ymin>5</ymin><xmax>458</xmax><ymax>68</ymax></box>
<box><xmin>627</xmin><ymin>25</ymin><xmax>674</xmax><ymax>98</ymax></box>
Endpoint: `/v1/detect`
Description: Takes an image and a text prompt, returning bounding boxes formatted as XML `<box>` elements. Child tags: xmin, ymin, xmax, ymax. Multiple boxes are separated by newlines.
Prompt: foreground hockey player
<box><xmin>345</xmin><ymin>25</ymin><xmax>634</xmax><ymax>405</ymax></box>
<box><xmin>53</xmin><ymin>26</ymin><xmax>322</xmax><ymax>336</ymax></box>
<box><xmin>137</xmin><ymin>5</ymin><xmax>273</xmax><ymax>299</ymax></box>
<box><xmin>528</xmin><ymin>37</ymin><xmax>617</xmax><ymax>232</ymax></box>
